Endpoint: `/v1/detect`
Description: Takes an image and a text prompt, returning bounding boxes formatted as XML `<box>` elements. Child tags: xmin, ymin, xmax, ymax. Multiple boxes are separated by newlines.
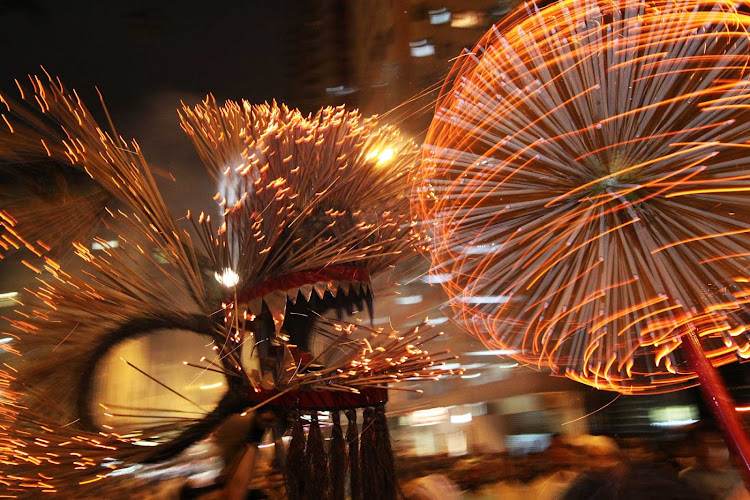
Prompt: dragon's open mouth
<box><xmin>237</xmin><ymin>265</ymin><xmax>374</xmax><ymax>354</ymax></box>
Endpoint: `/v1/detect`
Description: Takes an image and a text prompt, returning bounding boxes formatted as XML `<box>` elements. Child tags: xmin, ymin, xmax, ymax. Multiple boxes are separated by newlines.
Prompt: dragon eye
<box><xmin>87</xmin><ymin>329</ymin><xmax>227</xmax><ymax>436</ymax></box>
<box><xmin>77</xmin><ymin>315</ymin><xmax>240</xmax><ymax>450</ymax></box>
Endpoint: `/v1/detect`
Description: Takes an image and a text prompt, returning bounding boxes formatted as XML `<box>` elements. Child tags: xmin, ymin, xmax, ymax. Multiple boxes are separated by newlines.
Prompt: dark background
<box><xmin>1</xmin><ymin>0</ymin><xmax>294</xmax><ymax>116</ymax></box>
<box><xmin>0</xmin><ymin>0</ymin><xmax>297</xmax><ymax>283</ymax></box>
<box><xmin>1</xmin><ymin>0</ymin><xmax>295</xmax><ymax>209</ymax></box>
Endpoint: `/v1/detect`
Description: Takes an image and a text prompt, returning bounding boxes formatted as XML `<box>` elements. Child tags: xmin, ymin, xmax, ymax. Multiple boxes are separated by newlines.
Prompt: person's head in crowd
<box><xmin>463</xmin><ymin>463</ymin><xmax>486</xmax><ymax>491</ymax></box>
<box><xmin>562</xmin><ymin>465</ymin><xmax>703</xmax><ymax>500</ymax></box>
<box><xmin>550</xmin><ymin>433</ymin><xmax>566</xmax><ymax>446</ymax></box>
<box><xmin>679</xmin><ymin>425</ymin><xmax>746</xmax><ymax>499</ymax></box>
<box><xmin>692</xmin><ymin>427</ymin><xmax>731</xmax><ymax>471</ymax></box>
<box><xmin>403</xmin><ymin>474</ymin><xmax>462</xmax><ymax>500</ymax></box>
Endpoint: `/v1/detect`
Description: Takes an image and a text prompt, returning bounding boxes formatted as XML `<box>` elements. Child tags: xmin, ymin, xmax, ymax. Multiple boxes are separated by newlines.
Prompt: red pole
<box><xmin>682</xmin><ymin>325</ymin><xmax>750</xmax><ymax>486</ymax></box>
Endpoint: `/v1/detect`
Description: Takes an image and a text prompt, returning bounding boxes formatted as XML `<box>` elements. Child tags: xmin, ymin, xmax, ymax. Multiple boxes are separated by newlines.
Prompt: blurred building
<box><xmin>1</xmin><ymin>1</ymin><xmax>737</xmax><ymax>474</ymax></box>
<box><xmin>288</xmin><ymin>1</ymin><xmax>519</xmax><ymax>135</ymax></box>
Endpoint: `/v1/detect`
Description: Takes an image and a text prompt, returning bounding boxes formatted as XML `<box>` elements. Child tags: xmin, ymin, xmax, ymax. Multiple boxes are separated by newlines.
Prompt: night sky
<box><xmin>1</xmin><ymin>0</ymin><xmax>294</xmax><ymax>113</ymax></box>
<box><xmin>0</xmin><ymin>0</ymin><xmax>296</xmax><ymax>283</ymax></box>
<box><xmin>1</xmin><ymin>0</ymin><xmax>295</xmax><ymax>195</ymax></box>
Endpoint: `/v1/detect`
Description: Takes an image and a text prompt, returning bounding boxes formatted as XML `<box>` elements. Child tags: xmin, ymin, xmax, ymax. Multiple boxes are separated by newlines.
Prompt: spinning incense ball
<box><xmin>415</xmin><ymin>0</ymin><xmax>750</xmax><ymax>482</ymax></box>
<box><xmin>417</xmin><ymin>0</ymin><xmax>750</xmax><ymax>393</ymax></box>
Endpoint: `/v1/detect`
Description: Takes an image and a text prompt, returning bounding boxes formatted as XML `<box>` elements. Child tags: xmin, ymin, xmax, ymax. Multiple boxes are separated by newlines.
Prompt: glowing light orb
<box><xmin>416</xmin><ymin>0</ymin><xmax>750</xmax><ymax>393</ymax></box>
<box><xmin>366</xmin><ymin>147</ymin><xmax>397</xmax><ymax>166</ymax></box>
<box><xmin>215</xmin><ymin>268</ymin><xmax>240</xmax><ymax>288</ymax></box>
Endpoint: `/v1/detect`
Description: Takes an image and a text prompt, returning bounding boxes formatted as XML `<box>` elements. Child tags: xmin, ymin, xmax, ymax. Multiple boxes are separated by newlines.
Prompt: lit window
<box><xmin>408</xmin><ymin>407</ymin><xmax>449</xmax><ymax>426</ymax></box>
<box><xmin>427</xmin><ymin>317</ymin><xmax>449</xmax><ymax>325</ymax></box>
<box><xmin>421</xmin><ymin>272</ymin><xmax>452</xmax><ymax>283</ymax></box>
<box><xmin>325</xmin><ymin>85</ymin><xmax>358</xmax><ymax>96</ymax></box>
<box><xmin>395</xmin><ymin>294</ymin><xmax>423</xmax><ymax>305</ymax></box>
<box><xmin>92</xmin><ymin>239</ymin><xmax>119</xmax><ymax>250</ymax></box>
<box><xmin>409</xmin><ymin>40</ymin><xmax>436</xmax><ymax>57</ymax></box>
<box><xmin>460</xmin><ymin>243</ymin><xmax>497</xmax><ymax>254</ymax></box>
<box><xmin>451</xmin><ymin>11</ymin><xmax>484</xmax><ymax>28</ymax></box>
<box><xmin>459</xmin><ymin>295</ymin><xmax>511</xmax><ymax>304</ymax></box>
<box><xmin>0</xmin><ymin>291</ymin><xmax>19</xmax><ymax>309</ymax></box>
<box><xmin>152</xmin><ymin>250</ymin><xmax>169</xmax><ymax>264</ymax></box>
<box><xmin>429</xmin><ymin>8</ymin><xmax>451</xmax><ymax>24</ymax></box>
<box><xmin>649</xmin><ymin>405</ymin><xmax>699</xmax><ymax>427</ymax></box>
<box><xmin>492</xmin><ymin>6</ymin><xmax>511</xmax><ymax>17</ymax></box>
<box><xmin>450</xmin><ymin>412</ymin><xmax>473</xmax><ymax>423</ymax></box>
<box><xmin>465</xmin><ymin>349</ymin><xmax>520</xmax><ymax>356</ymax></box>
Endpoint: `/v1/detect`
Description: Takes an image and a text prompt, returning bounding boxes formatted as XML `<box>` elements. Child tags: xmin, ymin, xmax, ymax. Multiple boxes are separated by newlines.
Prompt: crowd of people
<box><xmin>399</xmin><ymin>426</ymin><xmax>749</xmax><ymax>500</ymax></box>
<box><xmin>121</xmin><ymin>421</ymin><xmax>747</xmax><ymax>499</ymax></box>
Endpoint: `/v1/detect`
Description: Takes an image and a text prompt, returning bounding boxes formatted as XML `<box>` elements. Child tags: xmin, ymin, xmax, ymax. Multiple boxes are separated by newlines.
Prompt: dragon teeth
<box><xmin>313</xmin><ymin>282</ymin><xmax>327</xmax><ymax>300</ymax></box>
<box><xmin>247</xmin><ymin>297</ymin><xmax>264</xmax><ymax>317</ymax></box>
<box><xmin>299</xmin><ymin>284</ymin><xmax>314</xmax><ymax>301</ymax></box>
<box><xmin>263</xmin><ymin>290</ymin><xmax>288</xmax><ymax>335</ymax></box>
<box><xmin>238</xmin><ymin>278</ymin><xmax>375</xmax><ymax>332</ymax></box>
